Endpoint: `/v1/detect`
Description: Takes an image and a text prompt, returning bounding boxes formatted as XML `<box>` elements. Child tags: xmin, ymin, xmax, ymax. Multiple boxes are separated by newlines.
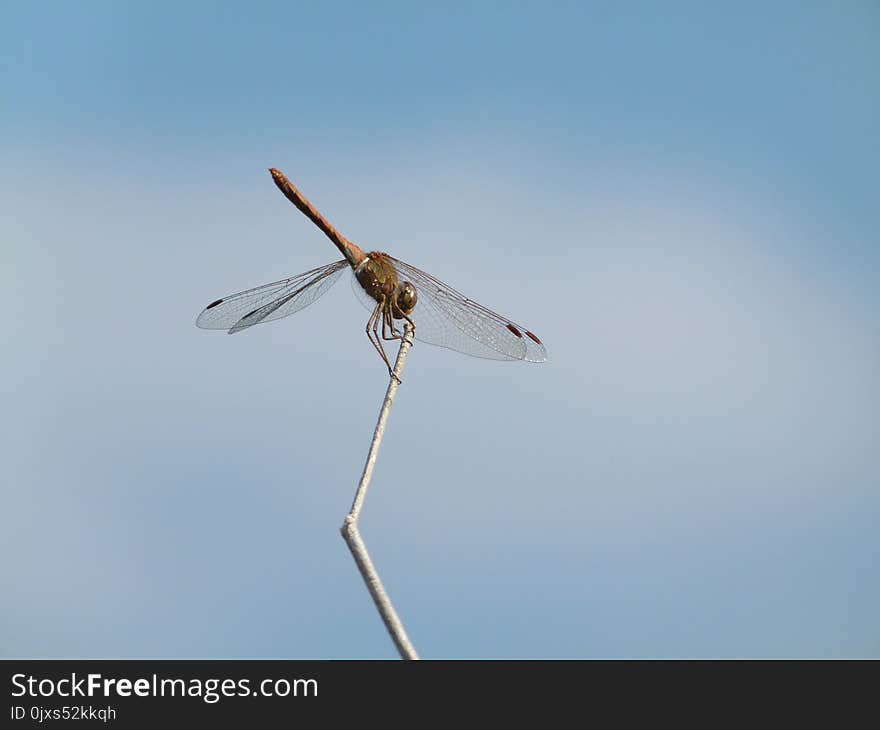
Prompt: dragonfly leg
<box><xmin>399</xmin><ymin>310</ymin><xmax>416</xmax><ymax>343</ymax></box>
<box><xmin>375</xmin><ymin>311</ymin><xmax>397</xmax><ymax>380</ymax></box>
<box><xmin>381</xmin><ymin>308</ymin><xmax>398</xmax><ymax>341</ymax></box>
<box><xmin>366</xmin><ymin>300</ymin><xmax>396</xmax><ymax>379</ymax></box>
<box><xmin>394</xmin><ymin>292</ymin><xmax>416</xmax><ymax>336</ymax></box>
<box><xmin>385</xmin><ymin>303</ymin><xmax>415</xmax><ymax>343</ymax></box>
<box><xmin>380</xmin><ymin>308</ymin><xmax>408</xmax><ymax>384</ymax></box>
<box><xmin>377</xmin><ymin>307</ymin><xmax>402</xmax><ymax>382</ymax></box>
<box><xmin>364</xmin><ymin>301</ymin><xmax>390</xmax><ymax>372</ymax></box>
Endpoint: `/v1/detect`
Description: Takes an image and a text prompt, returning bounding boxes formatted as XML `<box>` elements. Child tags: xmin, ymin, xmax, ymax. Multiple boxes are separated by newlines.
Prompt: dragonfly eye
<box><xmin>396</xmin><ymin>281</ymin><xmax>417</xmax><ymax>315</ymax></box>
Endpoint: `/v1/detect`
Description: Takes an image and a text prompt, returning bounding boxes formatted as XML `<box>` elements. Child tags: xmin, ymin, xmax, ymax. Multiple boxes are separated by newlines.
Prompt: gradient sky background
<box><xmin>2</xmin><ymin>2</ymin><xmax>878</xmax><ymax>658</ymax></box>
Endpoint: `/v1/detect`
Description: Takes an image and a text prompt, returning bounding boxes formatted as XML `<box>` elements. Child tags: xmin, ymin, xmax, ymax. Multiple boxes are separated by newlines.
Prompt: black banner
<box><xmin>3</xmin><ymin>659</ymin><xmax>871</xmax><ymax>725</ymax></box>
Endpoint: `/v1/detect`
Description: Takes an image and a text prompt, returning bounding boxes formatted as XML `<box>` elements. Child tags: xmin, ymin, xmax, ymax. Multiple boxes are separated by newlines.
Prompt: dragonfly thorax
<box><xmin>356</xmin><ymin>252</ymin><xmax>417</xmax><ymax>317</ymax></box>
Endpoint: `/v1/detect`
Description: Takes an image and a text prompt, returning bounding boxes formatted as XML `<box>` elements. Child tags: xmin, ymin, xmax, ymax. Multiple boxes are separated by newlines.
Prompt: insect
<box><xmin>196</xmin><ymin>169</ymin><xmax>547</xmax><ymax>374</ymax></box>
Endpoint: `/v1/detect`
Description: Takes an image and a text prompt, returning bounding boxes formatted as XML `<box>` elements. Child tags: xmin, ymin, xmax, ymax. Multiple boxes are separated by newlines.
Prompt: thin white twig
<box><xmin>340</xmin><ymin>325</ymin><xmax>419</xmax><ymax>660</ymax></box>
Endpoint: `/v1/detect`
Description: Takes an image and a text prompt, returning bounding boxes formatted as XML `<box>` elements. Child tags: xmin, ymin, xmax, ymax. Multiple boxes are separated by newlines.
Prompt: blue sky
<box><xmin>2</xmin><ymin>2</ymin><xmax>878</xmax><ymax>658</ymax></box>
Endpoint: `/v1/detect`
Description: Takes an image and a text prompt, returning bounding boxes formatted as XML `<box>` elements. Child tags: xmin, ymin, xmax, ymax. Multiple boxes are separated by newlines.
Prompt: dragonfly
<box><xmin>196</xmin><ymin>168</ymin><xmax>547</xmax><ymax>374</ymax></box>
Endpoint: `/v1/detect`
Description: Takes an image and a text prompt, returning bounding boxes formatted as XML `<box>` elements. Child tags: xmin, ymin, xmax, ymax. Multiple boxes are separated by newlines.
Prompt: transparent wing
<box><xmin>379</xmin><ymin>257</ymin><xmax>547</xmax><ymax>362</ymax></box>
<box><xmin>196</xmin><ymin>260</ymin><xmax>348</xmax><ymax>333</ymax></box>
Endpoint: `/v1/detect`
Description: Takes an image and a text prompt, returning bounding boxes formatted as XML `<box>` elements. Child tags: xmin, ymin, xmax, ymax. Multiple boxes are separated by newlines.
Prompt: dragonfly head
<box><xmin>395</xmin><ymin>281</ymin><xmax>417</xmax><ymax>316</ymax></box>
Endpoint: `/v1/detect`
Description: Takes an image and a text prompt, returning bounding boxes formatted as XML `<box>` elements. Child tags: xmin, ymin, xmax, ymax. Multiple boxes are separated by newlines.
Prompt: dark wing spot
<box><xmin>526</xmin><ymin>331</ymin><xmax>542</xmax><ymax>344</ymax></box>
<box><xmin>506</xmin><ymin>324</ymin><xmax>523</xmax><ymax>338</ymax></box>
<box><xmin>206</xmin><ymin>299</ymin><xmax>224</xmax><ymax>310</ymax></box>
